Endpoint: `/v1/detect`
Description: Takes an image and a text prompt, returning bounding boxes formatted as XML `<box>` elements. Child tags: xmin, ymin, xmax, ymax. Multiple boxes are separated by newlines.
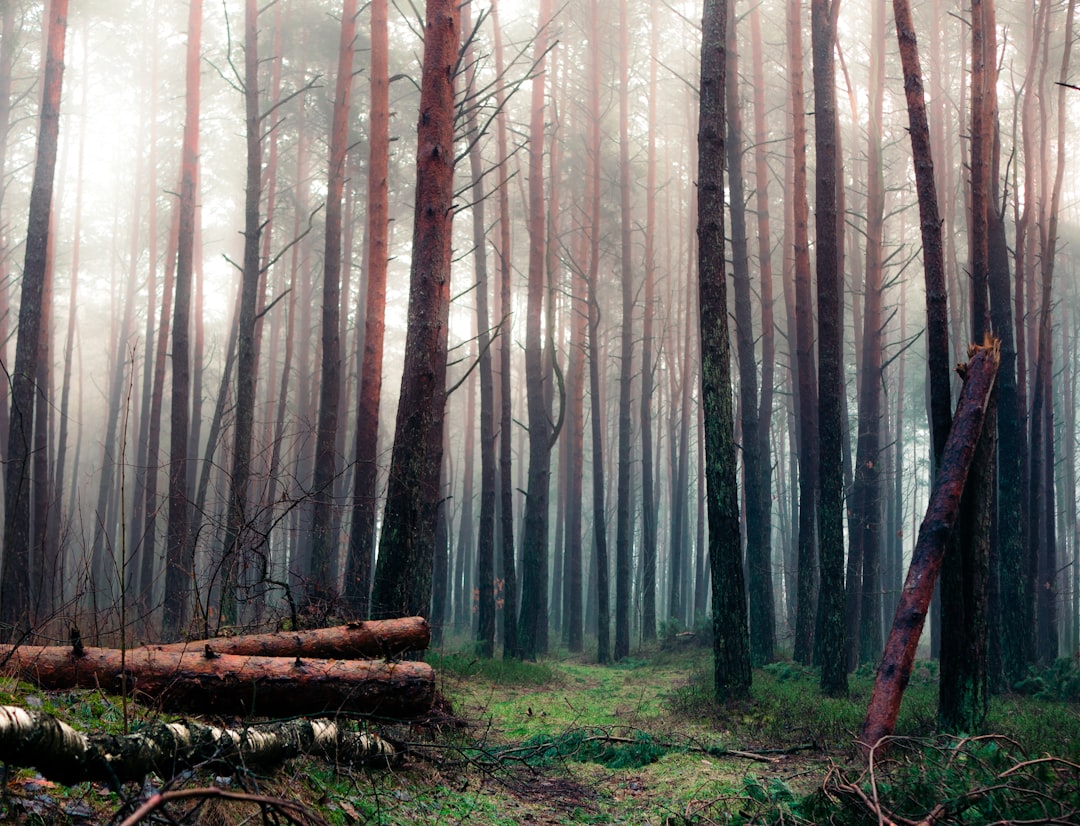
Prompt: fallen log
<box><xmin>859</xmin><ymin>339</ymin><xmax>1000</xmax><ymax>759</ymax></box>
<box><xmin>0</xmin><ymin>705</ymin><xmax>397</xmax><ymax>786</ymax></box>
<box><xmin>1</xmin><ymin>645</ymin><xmax>434</xmax><ymax>719</ymax></box>
<box><xmin>140</xmin><ymin>616</ymin><xmax>430</xmax><ymax>660</ymax></box>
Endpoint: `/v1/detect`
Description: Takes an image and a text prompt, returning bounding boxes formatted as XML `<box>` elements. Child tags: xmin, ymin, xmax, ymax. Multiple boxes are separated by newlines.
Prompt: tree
<box><xmin>810</xmin><ymin>0</ymin><xmax>847</xmax><ymax>697</ymax></box>
<box><xmin>1</xmin><ymin>0</ymin><xmax>69</xmax><ymax>639</ymax></box>
<box><xmin>490</xmin><ymin>0</ymin><xmax>519</xmax><ymax>659</ymax></box>
<box><xmin>614</xmin><ymin>0</ymin><xmax>635</xmax><ymax>661</ymax></box>
<box><xmin>698</xmin><ymin>0</ymin><xmax>751</xmax><ymax>703</ymax></box>
<box><xmin>787</xmin><ymin>0</ymin><xmax>819</xmax><ymax>666</ymax></box>
<box><xmin>344</xmin><ymin>0</ymin><xmax>390</xmax><ymax>619</ymax></box>
<box><xmin>517</xmin><ymin>0</ymin><xmax>556</xmax><ymax>660</ymax></box>
<box><xmin>461</xmin><ymin>0</ymin><xmax>498</xmax><ymax>659</ymax></box>
<box><xmin>162</xmin><ymin>0</ymin><xmax>203</xmax><ymax>642</ymax></box>
<box><xmin>308</xmin><ymin>0</ymin><xmax>359</xmax><ymax>601</ymax></box>
<box><xmin>370</xmin><ymin>0</ymin><xmax>460</xmax><ymax>619</ymax></box>
<box><xmin>726</xmin><ymin>0</ymin><xmax>773</xmax><ymax>666</ymax></box>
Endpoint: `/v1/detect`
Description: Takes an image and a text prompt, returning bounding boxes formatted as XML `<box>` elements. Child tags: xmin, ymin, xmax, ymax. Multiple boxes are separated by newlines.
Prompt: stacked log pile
<box><xmin>0</xmin><ymin>617</ymin><xmax>435</xmax><ymax>720</ymax></box>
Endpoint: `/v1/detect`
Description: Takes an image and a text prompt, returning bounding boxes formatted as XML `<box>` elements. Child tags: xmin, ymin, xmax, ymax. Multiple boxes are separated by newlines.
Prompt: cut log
<box><xmin>140</xmin><ymin>616</ymin><xmax>430</xmax><ymax>660</ymax></box>
<box><xmin>1</xmin><ymin>645</ymin><xmax>434</xmax><ymax>719</ymax></box>
<box><xmin>860</xmin><ymin>339</ymin><xmax>1000</xmax><ymax>759</ymax></box>
<box><xmin>0</xmin><ymin>705</ymin><xmax>397</xmax><ymax>786</ymax></box>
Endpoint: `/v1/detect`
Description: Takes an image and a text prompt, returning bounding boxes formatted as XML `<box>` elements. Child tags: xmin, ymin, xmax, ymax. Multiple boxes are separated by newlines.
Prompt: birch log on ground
<box><xmin>0</xmin><ymin>645</ymin><xmax>434</xmax><ymax>719</ymax></box>
<box><xmin>0</xmin><ymin>705</ymin><xmax>396</xmax><ymax>786</ymax></box>
<box><xmin>859</xmin><ymin>338</ymin><xmax>1000</xmax><ymax>758</ymax></box>
<box><xmin>140</xmin><ymin>616</ymin><xmax>430</xmax><ymax>660</ymax></box>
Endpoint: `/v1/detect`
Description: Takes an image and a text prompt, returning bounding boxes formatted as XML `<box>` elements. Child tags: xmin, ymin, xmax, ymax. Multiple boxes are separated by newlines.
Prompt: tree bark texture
<box><xmin>370</xmin><ymin>0</ymin><xmax>459</xmax><ymax>620</ymax></box>
<box><xmin>811</xmin><ymin>0</ymin><xmax>847</xmax><ymax>697</ymax></box>
<box><xmin>0</xmin><ymin>0</ymin><xmax>68</xmax><ymax>639</ymax></box>
<box><xmin>1</xmin><ymin>646</ymin><xmax>434</xmax><ymax>719</ymax></box>
<box><xmin>698</xmin><ymin>0</ymin><xmax>751</xmax><ymax>703</ymax></box>
<box><xmin>140</xmin><ymin>617</ymin><xmax>430</xmax><ymax>660</ymax></box>
<box><xmin>861</xmin><ymin>340</ymin><xmax>1000</xmax><ymax>757</ymax></box>
<box><xmin>0</xmin><ymin>705</ymin><xmax>396</xmax><ymax>786</ymax></box>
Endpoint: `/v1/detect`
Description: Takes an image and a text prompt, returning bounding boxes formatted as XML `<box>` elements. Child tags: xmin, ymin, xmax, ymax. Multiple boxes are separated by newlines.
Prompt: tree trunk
<box><xmin>787</xmin><ymin>0</ymin><xmax>819</xmax><ymax>666</ymax></box>
<box><xmin>749</xmin><ymin>0</ymin><xmax>777</xmax><ymax>666</ymax></box>
<box><xmin>726</xmin><ymin>0</ymin><xmax>772</xmax><ymax>667</ymax></box>
<box><xmin>161</xmin><ymin>0</ymin><xmax>203</xmax><ymax>642</ymax></box>
<box><xmin>462</xmin><ymin>1</ymin><xmax>498</xmax><ymax>659</ymax></box>
<box><xmin>370</xmin><ymin>0</ymin><xmax>459</xmax><ymax>620</ymax></box>
<box><xmin>1</xmin><ymin>646</ymin><xmax>434</xmax><ymax>720</ymax></box>
<box><xmin>698</xmin><ymin>0</ymin><xmax>751</xmax><ymax>702</ymax></box>
<box><xmin>637</xmin><ymin>2</ymin><xmax>660</xmax><ymax>644</ymax></box>
<box><xmin>220</xmin><ymin>0</ymin><xmax>267</xmax><ymax>627</ymax></box>
<box><xmin>847</xmin><ymin>0</ymin><xmax>886</xmax><ymax>670</ymax></box>
<box><xmin>487</xmin><ymin>0</ymin><xmax>519</xmax><ymax>659</ymax></box>
<box><xmin>0</xmin><ymin>707</ymin><xmax>396</xmax><ymax>787</ymax></box>
<box><xmin>308</xmin><ymin>0</ymin><xmax>358</xmax><ymax>600</ymax></box>
<box><xmin>860</xmin><ymin>340</ymin><xmax>1000</xmax><ymax>757</ymax></box>
<box><xmin>142</xmin><ymin>617</ymin><xmax>430</xmax><ymax>660</ymax></box>
<box><xmin>0</xmin><ymin>0</ymin><xmax>68</xmax><ymax>640</ymax></box>
<box><xmin>811</xmin><ymin>0</ymin><xmax>847</xmax><ymax>697</ymax></box>
<box><xmin>344</xmin><ymin>0</ymin><xmax>390</xmax><ymax>619</ymax></box>
<box><xmin>517</xmin><ymin>0</ymin><xmax>555</xmax><ymax>660</ymax></box>
<box><xmin>614</xmin><ymin>0</ymin><xmax>634</xmax><ymax>662</ymax></box>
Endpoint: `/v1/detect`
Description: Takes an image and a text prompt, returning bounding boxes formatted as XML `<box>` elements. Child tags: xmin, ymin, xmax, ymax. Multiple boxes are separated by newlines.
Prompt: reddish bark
<box><xmin>370</xmin><ymin>0</ymin><xmax>459</xmax><ymax>619</ymax></box>
<box><xmin>141</xmin><ymin>617</ymin><xmax>430</xmax><ymax>660</ymax></box>
<box><xmin>1</xmin><ymin>645</ymin><xmax>434</xmax><ymax>719</ymax></box>
<box><xmin>861</xmin><ymin>340</ymin><xmax>1001</xmax><ymax>757</ymax></box>
<box><xmin>345</xmin><ymin>0</ymin><xmax>389</xmax><ymax>618</ymax></box>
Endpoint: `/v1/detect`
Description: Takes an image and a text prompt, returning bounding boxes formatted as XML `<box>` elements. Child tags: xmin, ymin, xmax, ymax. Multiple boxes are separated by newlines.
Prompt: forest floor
<box><xmin>2</xmin><ymin>634</ymin><xmax>1079</xmax><ymax>824</ymax></box>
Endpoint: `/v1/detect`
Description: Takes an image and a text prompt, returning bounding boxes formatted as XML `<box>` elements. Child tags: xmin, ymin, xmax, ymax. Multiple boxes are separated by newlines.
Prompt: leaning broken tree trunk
<box><xmin>0</xmin><ymin>706</ymin><xmax>396</xmax><ymax>786</ymax></box>
<box><xmin>860</xmin><ymin>339</ymin><xmax>1000</xmax><ymax>758</ymax></box>
<box><xmin>140</xmin><ymin>617</ymin><xmax>430</xmax><ymax>660</ymax></box>
<box><xmin>1</xmin><ymin>645</ymin><xmax>434</xmax><ymax>719</ymax></box>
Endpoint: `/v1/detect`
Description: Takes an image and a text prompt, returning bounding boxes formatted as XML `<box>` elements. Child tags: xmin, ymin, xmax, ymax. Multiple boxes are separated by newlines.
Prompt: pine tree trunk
<box><xmin>787</xmin><ymin>0</ymin><xmax>819</xmax><ymax>666</ymax></box>
<box><xmin>488</xmin><ymin>0</ymin><xmax>519</xmax><ymax>659</ymax></box>
<box><xmin>0</xmin><ymin>0</ymin><xmax>68</xmax><ymax>640</ymax></box>
<box><xmin>161</xmin><ymin>0</ymin><xmax>203</xmax><ymax>642</ymax></box>
<box><xmin>810</xmin><ymin>0</ymin><xmax>847</xmax><ymax>696</ymax></box>
<box><xmin>517</xmin><ymin>0</ymin><xmax>555</xmax><ymax>660</ymax></box>
<box><xmin>370</xmin><ymin>0</ymin><xmax>459</xmax><ymax>620</ymax></box>
<box><xmin>699</xmin><ymin>0</ymin><xmax>750</xmax><ymax>702</ymax></box>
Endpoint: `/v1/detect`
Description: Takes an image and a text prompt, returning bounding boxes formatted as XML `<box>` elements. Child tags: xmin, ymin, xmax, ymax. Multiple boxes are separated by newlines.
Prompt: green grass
<box><xmin>2</xmin><ymin>646</ymin><xmax>1078</xmax><ymax>825</ymax></box>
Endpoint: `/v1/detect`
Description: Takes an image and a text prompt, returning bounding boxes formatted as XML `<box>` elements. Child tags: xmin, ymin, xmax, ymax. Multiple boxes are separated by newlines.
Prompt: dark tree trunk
<box><xmin>811</xmin><ymin>0</ymin><xmax>847</xmax><ymax>697</ymax></box>
<box><xmin>220</xmin><ymin>0</ymin><xmax>266</xmax><ymax>627</ymax></box>
<box><xmin>1</xmin><ymin>0</ymin><xmax>68</xmax><ymax>640</ymax></box>
<box><xmin>638</xmin><ymin>2</ymin><xmax>660</xmax><ymax>644</ymax></box>
<box><xmin>462</xmin><ymin>0</ymin><xmax>498</xmax><ymax>659</ymax></box>
<box><xmin>517</xmin><ymin>0</ymin><xmax>555</xmax><ymax>660</ymax></box>
<box><xmin>726</xmin><ymin>0</ymin><xmax>772</xmax><ymax>667</ymax></box>
<box><xmin>698</xmin><ymin>0</ymin><xmax>751</xmax><ymax>702</ymax></box>
<box><xmin>309</xmin><ymin>0</ymin><xmax>358</xmax><ymax>600</ymax></box>
<box><xmin>161</xmin><ymin>0</ymin><xmax>203</xmax><ymax>642</ymax></box>
<box><xmin>370</xmin><ymin>0</ymin><xmax>459</xmax><ymax>619</ymax></box>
